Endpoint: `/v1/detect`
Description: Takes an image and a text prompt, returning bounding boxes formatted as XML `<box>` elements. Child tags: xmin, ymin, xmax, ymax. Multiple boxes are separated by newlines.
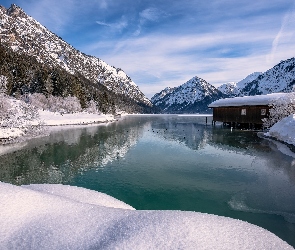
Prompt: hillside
<box><xmin>0</xmin><ymin>4</ymin><xmax>154</xmax><ymax>113</ymax></box>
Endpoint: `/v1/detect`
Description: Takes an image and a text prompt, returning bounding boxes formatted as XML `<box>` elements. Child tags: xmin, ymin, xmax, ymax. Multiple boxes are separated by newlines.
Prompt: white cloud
<box><xmin>96</xmin><ymin>17</ymin><xmax>128</xmax><ymax>31</ymax></box>
<box><xmin>139</xmin><ymin>8</ymin><xmax>162</xmax><ymax>22</ymax></box>
<box><xmin>268</xmin><ymin>2</ymin><xmax>295</xmax><ymax>64</ymax></box>
<box><xmin>134</xmin><ymin>7</ymin><xmax>167</xmax><ymax>36</ymax></box>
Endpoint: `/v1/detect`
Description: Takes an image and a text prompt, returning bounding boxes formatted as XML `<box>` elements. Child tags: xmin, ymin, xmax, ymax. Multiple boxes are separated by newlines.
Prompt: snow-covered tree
<box><xmin>0</xmin><ymin>93</ymin><xmax>11</xmax><ymax>120</ymax></box>
<box><xmin>0</xmin><ymin>93</ymin><xmax>39</xmax><ymax>128</ymax></box>
<box><xmin>28</xmin><ymin>93</ymin><xmax>48</xmax><ymax>110</ymax></box>
<box><xmin>29</xmin><ymin>94</ymin><xmax>82</xmax><ymax>114</ymax></box>
<box><xmin>85</xmin><ymin>100</ymin><xmax>100</xmax><ymax>114</ymax></box>
<box><xmin>263</xmin><ymin>92</ymin><xmax>295</xmax><ymax>128</ymax></box>
<box><xmin>0</xmin><ymin>75</ymin><xmax>8</xmax><ymax>94</ymax></box>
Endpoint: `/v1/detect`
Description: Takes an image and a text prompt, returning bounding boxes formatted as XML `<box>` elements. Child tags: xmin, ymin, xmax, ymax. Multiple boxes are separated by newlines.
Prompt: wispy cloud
<box><xmin>268</xmin><ymin>2</ymin><xmax>295</xmax><ymax>64</ymax></box>
<box><xmin>96</xmin><ymin>17</ymin><xmax>128</xmax><ymax>31</ymax></box>
<box><xmin>140</xmin><ymin>8</ymin><xmax>163</xmax><ymax>22</ymax></box>
<box><xmin>134</xmin><ymin>7</ymin><xmax>167</xmax><ymax>36</ymax></box>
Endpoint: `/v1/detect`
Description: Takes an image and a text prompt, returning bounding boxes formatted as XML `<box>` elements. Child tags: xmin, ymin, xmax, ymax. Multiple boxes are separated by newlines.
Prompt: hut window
<box><xmin>241</xmin><ymin>109</ymin><xmax>246</xmax><ymax>115</ymax></box>
<box><xmin>261</xmin><ymin>109</ymin><xmax>266</xmax><ymax>115</ymax></box>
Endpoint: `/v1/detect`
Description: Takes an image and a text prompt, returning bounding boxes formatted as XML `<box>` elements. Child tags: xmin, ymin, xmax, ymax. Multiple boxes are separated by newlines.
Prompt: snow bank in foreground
<box><xmin>0</xmin><ymin>182</ymin><xmax>293</xmax><ymax>250</ymax></box>
<box><xmin>265</xmin><ymin>114</ymin><xmax>295</xmax><ymax>146</ymax></box>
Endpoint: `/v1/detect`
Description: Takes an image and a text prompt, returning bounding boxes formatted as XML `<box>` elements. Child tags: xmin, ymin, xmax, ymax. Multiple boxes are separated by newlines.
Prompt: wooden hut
<box><xmin>208</xmin><ymin>93</ymin><xmax>289</xmax><ymax>129</ymax></box>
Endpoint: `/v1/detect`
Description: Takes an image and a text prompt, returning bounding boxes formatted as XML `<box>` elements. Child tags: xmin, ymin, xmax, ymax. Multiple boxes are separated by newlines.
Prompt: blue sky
<box><xmin>2</xmin><ymin>0</ymin><xmax>295</xmax><ymax>98</ymax></box>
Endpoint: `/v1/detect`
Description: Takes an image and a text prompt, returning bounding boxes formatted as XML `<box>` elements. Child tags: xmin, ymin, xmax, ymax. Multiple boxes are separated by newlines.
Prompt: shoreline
<box><xmin>257</xmin><ymin>132</ymin><xmax>295</xmax><ymax>157</ymax></box>
<box><xmin>0</xmin><ymin>112</ymin><xmax>121</xmax><ymax>153</ymax></box>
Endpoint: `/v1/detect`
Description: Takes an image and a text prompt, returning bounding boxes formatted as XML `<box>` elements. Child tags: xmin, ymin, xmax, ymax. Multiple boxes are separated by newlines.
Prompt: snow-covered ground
<box><xmin>38</xmin><ymin>110</ymin><xmax>115</xmax><ymax>126</ymax></box>
<box><xmin>264</xmin><ymin>114</ymin><xmax>295</xmax><ymax>146</ymax></box>
<box><xmin>0</xmin><ymin>182</ymin><xmax>293</xmax><ymax>250</ymax></box>
<box><xmin>0</xmin><ymin>108</ymin><xmax>116</xmax><ymax>144</ymax></box>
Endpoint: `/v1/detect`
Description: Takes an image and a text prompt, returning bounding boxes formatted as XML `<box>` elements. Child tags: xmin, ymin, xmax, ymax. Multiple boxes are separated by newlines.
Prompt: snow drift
<box><xmin>0</xmin><ymin>182</ymin><xmax>293</xmax><ymax>249</ymax></box>
<box><xmin>265</xmin><ymin>114</ymin><xmax>295</xmax><ymax>146</ymax></box>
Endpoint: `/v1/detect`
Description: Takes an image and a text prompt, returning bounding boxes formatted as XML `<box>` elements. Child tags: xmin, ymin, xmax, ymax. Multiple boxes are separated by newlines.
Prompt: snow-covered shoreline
<box><xmin>0</xmin><ymin>109</ymin><xmax>119</xmax><ymax>145</ymax></box>
<box><xmin>38</xmin><ymin>110</ymin><xmax>116</xmax><ymax>126</ymax></box>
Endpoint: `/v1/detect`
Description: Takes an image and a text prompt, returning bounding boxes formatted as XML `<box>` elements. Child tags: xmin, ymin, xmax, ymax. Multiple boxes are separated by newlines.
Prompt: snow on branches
<box><xmin>263</xmin><ymin>92</ymin><xmax>295</xmax><ymax>128</ymax></box>
<box><xmin>0</xmin><ymin>75</ymin><xmax>8</xmax><ymax>94</ymax></box>
<box><xmin>28</xmin><ymin>93</ymin><xmax>82</xmax><ymax>114</ymax></box>
<box><xmin>0</xmin><ymin>93</ymin><xmax>44</xmax><ymax>143</ymax></box>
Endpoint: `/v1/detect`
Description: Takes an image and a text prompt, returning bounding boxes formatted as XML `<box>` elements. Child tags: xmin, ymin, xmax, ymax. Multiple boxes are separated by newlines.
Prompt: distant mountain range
<box><xmin>152</xmin><ymin>58</ymin><xmax>295</xmax><ymax>113</ymax></box>
<box><xmin>0</xmin><ymin>4</ymin><xmax>154</xmax><ymax>114</ymax></box>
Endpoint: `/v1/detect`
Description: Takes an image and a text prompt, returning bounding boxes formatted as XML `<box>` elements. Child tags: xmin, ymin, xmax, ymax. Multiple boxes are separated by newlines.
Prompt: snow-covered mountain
<box><xmin>0</xmin><ymin>4</ymin><xmax>151</xmax><ymax>107</ymax></box>
<box><xmin>218</xmin><ymin>72</ymin><xmax>262</xmax><ymax>97</ymax></box>
<box><xmin>150</xmin><ymin>87</ymin><xmax>176</xmax><ymax>104</ymax></box>
<box><xmin>218</xmin><ymin>57</ymin><xmax>295</xmax><ymax>97</ymax></box>
<box><xmin>151</xmin><ymin>76</ymin><xmax>224</xmax><ymax>113</ymax></box>
<box><xmin>240</xmin><ymin>59</ymin><xmax>295</xmax><ymax>96</ymax></box>
<box><xmin>217</xmin><ymin>82</ymin><xmax>237</xmax><ymax>97</ymax></box>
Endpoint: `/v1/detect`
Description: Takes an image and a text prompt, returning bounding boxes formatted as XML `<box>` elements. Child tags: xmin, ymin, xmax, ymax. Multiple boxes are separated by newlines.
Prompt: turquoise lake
<box><xmin>0</xmin><ymin>115</ymin><xmax>295</xmax><ymax>247</ymax></box>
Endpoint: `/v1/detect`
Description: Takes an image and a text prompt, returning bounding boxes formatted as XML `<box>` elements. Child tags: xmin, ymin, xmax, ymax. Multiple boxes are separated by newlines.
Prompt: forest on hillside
<box><xmin>0</xmin><ymin>43</ymin><xmax>158</xmax><ymax>114</ymax></box>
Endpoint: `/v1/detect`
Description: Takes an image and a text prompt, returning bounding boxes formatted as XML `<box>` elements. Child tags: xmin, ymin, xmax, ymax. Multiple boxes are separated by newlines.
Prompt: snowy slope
<box><xmin>218</xmin><ymin>57</ymin><xmax>295</xmax><ymax>97</ymax></box>
<box><xmin>242</xmin><ymin>58</ymin><xmax>295</xmax><ymax>96</ymax></box>
<box><xmin>151</xmin><ymin>76</ymin><xmax>224</xmax><ymax>113</ymax></box>
<box><xmin>150</xmin><ymin>87</ymin><xmax>176</xmax><ymax>104</ymax></box>
<box><xmin>0</xmin><ymin>4</ymin><xmax>151</xmax><ymax>106</ymax></box>
<box><xmin>217</xmin><ymin>82</ymin><xmax>237</xmax><ymax>97</ymax></box>
<box><xmin>235</xmin><ymin>72</ymin><xmax>262</xmax><ymax>91</ymax></box>
<box><xmin>218</xmin><ymin>72</ymin><xmax>262</xmax><ymax>97</ymax></box>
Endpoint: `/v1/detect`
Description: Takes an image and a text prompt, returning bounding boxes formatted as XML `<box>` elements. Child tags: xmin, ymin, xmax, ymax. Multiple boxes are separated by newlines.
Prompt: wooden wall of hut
<box><xmin>212</xmin><ymin>105</ymin><xmax>270</xmax><ymax>124</ymax></box>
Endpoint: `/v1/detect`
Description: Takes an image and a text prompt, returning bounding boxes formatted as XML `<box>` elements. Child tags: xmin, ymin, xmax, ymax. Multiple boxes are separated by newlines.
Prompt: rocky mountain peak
<box><xmin>7</xmin><ymin>4</ymin><xmax>26</xmax><ymax>18</ymax></box>
<box><xmin>0</xmin><ymin>5</ymin><xmax>6</xmax><ymax>14</ymax></box>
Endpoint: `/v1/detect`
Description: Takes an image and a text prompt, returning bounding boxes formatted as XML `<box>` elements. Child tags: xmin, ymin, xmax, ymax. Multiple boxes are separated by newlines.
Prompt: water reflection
<box><xmin>0</xmin><ymin>118</ymin><xmax>146</xmax><ymax>185</ymax></box>
<box><xmin>149</xmin><ymin>117</ymin><xmax>210</xmax><ymax>150</ymax></box>
<box><xmin>1</xmin><ymin>115</ymin><xmax>295</xmax><ymax>186</ymax></box>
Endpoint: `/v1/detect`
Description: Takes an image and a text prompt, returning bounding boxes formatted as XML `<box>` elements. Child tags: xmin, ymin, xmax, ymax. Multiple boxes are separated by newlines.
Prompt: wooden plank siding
<box><xmin>212</xmin><ymin>105</ymin><xmax>270</xmax><ymax>125</ymax></box>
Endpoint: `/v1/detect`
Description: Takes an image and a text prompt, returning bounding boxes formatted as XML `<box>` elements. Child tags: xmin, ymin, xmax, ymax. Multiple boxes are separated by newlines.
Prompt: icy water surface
<box><xmin>1</xmin><ymin>115</ymin><xmax>295</xmax><ymax>247</ymax></box>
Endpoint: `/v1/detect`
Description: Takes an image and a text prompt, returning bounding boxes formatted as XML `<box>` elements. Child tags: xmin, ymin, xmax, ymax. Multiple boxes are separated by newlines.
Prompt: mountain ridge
<box><xmin>0</xmin><ymin>4</ymin><xmax>152</xmax><ymax>110</ymax></box>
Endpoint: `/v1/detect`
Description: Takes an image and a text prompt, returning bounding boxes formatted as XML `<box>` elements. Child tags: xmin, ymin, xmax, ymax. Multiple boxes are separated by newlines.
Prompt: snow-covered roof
<box><xmin>208</xmin><ymin>93</ymin><xmax>290</xmax><ymax>108</ymax></box>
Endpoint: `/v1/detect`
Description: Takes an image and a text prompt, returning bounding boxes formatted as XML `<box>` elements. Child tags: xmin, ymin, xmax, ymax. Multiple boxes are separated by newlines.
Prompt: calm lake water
<box><xmin>1</xmin><ymin>115</ymin><xmax>295</xmax><ymax>247</ymax></box>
